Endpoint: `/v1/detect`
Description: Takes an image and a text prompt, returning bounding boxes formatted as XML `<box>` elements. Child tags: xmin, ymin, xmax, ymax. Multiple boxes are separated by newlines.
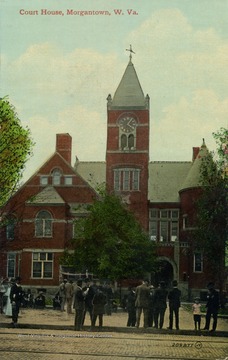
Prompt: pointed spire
<box><xmin>110</xmin><ymin>58</ymin><xmax>146</xmax><ymax>109</ymax></box>
<box><xmin>180</xmin><ymin>141</ymin><xmax>209</xmax><ymax>191</ymax></box>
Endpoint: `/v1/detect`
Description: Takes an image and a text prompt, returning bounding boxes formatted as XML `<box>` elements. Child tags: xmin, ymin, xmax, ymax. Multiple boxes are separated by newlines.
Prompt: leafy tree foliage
<box><xmin>62</xmin><ymin>191</ymin><xmax>156</xmax><ymax>281</ymax></box>
<box><xmin>0</xmin><ymin>97</ymin><xmax>33</xmax><ymax>207</ymax></box>
<box><xmin>195</xmin><ymin>128</ymin><xmax>228</xmax><ymax>290</ymax></box>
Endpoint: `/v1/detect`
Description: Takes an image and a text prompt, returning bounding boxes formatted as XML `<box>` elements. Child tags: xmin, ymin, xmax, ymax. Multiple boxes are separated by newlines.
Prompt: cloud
<box><xmin>126</xmin><ymin>8</ymin><xmax>228</xmax><ymax>159</ymax></box>
<box><xmin>2</xmin><ymin>7</ymin><xmax>228</xmax><ymax>182</ymax></box>
<box><xmin>151</xmin><ymin>89</ymin><xmax>228</xmax><ymax>160</ymax></box>
<box><xmin>6</xmin><ymin>45</ymin><xmax>122</xmax><ymax>115</ymax></box>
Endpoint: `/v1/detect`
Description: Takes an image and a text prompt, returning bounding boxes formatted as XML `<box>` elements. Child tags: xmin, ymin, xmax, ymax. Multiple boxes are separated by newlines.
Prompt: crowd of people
<box><xmin>57</xmin><ymin>278</ymin><xmax>115</xmax><ymax>331</ymax></box>
<box><xmin>0</xmin><ymin>276</ymin><xmax>221</xmax><ymax>332</ymax></box>
<box><xmin>126</xmin><ymin>279</ymin><xmax>220</xmax><ymax>333</ymax></box>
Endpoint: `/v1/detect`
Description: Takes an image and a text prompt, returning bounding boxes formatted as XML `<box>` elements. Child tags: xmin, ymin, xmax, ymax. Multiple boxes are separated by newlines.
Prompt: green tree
<box><xmin>195</xmin><ymin>127</ymin><xmax>228</xmax><ymax>292</ymax></box>
<box><xmin>0</xmin><ymin>97</ymin><xmax>34</xmax><ymax>208</ymax></box>
<box><xmin>61</xmin><ymin>191</ymin><xmax>156</xmax><ymax>281</ymax></box>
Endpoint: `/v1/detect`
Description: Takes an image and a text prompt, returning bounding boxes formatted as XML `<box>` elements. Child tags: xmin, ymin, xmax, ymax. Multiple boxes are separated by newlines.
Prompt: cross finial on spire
<box><xmin>126</xmin><ymin>45</ymin><xmax>135</xmax><ymax>61</ymax></box>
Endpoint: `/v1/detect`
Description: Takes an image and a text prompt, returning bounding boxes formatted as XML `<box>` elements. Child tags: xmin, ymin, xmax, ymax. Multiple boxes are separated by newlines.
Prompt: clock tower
<box><xmin>106</xmin><ymin>54</ymin><xmax>150</xmax><ymax>230</ymax></box>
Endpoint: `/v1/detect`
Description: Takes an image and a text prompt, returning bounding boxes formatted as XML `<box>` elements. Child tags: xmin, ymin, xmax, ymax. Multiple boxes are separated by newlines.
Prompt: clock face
<box><xmin>119</xmin><ymin>116</ymin><xmax>136</xmax><ymax>133</ymax></box>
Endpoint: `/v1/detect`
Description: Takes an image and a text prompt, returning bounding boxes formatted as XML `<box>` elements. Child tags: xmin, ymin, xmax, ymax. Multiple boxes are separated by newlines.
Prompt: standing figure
<box><xmin>148</xmin><ymin>285</ymin><xmax>155</xmax><ymax>328</ymax></box>
<box><xmin>65</xmin><ymin>279</ymin><xmax>74</xmax><ymax>314</ymax></box>
<box><xmin>192</xmin><ymin>297</ymin><xmax>201</xmax><ymax>331</ymax></box>
<box><xmin>3</xmin><ymin>280</ymin><xmax>12</xmax><ymax>316</ymax></box>
<box><xmin>126</xmin><ymin>287</ymin><xmax>136</xmax><ymax>327</ymax></box>
<box><xmin>82</xmin><ymin>278</ymin><xmax>97</xmax><ymax>325</ymax></box>
<box><xmin>203</xmin><ymin>282</ymin><xmax>220</xmax><ymax>332</ymax></box>
<box><xmin>135</xmin><ymin>279</ymin><xmax>150</xmax><ymax>328</ymax></box>
<box><xmin>91</xmin><ymin>285</ymin><xmax>107</xmax><ymax>330</ymax></box>
<box><xmin>0</xmin><ymin>277</ymin><xmax>6</xmax><ymax>314</ymax></box>
<box><xmin>10</xmin><ymin>276</ymin><xmax>23</xmax><ymax>327</ymax></box>
<box><xmin>153</xmin><ymin>281</ymin><xmax>168</xmax><ymax>329</ymax></box>
<box><xmin>74</xmin><ymin>279</ymin><xmax>86</xmax><ymax>331</ymax></box>
<box><xmin>59</xmin><ymin>279</ymin><xmax>67</xmax><ymax>312</ymax></box>
<box><xmin>104</xmin><ymin>282</ymin><xmax>114</xmax><ymax>315</ymax></box>
<box><xmin>167</xmin><ymin>280</ymin><xmax>181</xmax><ymax>330</ymax></box>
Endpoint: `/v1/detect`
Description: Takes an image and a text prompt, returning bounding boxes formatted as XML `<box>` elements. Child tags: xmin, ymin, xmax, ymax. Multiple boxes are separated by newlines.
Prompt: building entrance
<box><xmin>152</xmin><ymin>259</ymin><xmax>174</xmax><ymax>288</ymax></box>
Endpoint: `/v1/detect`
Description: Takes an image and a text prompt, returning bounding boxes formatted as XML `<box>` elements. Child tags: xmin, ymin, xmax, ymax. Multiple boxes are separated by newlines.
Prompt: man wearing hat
<box><xmin>10</xmin><ymin>276</ymin><xmax>23</xmax><ymax>327</ymax></box>
<box><xmin>135</xmin><ymin>279</ymin><xmax>150</xmax><ymax>328</ymax></box>
<box><xmin>153</xmin><ymin>281</ymin><xmax>168</xmax><ymax>329</ymax></box>
<box><xmin>203</xmin><ymin>282</ymin><xmax>220</xmax><ymax>332</ymax></box>
<box><xmin>74</xmin><ymin>279</ymin><xmax>88</xmax><ymax>331</ymax></box>
<box><xmin>167</xmin><ymin>280</ymin><xmax>181</xmax><ymax>330</ymax></box>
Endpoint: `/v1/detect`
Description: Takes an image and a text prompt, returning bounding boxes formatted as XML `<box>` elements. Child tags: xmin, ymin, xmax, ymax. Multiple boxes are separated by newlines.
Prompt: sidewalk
<box><xmin>0</xmin><ymin>306</ymin><xmax>227</xmax><ymax>337</ymax></box>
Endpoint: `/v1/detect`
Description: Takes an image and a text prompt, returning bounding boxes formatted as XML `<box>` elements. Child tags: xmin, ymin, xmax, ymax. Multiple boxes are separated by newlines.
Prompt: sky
<box><xmin>0</xmin><ymin>0</ymin><xmax>227</xmax><ymax>183</ymax></box>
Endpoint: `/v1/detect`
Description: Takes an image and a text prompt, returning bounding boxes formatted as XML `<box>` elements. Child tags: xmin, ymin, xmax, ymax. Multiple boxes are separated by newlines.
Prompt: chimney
<box><xmin>56</xmin><ymin>133</ymin><xmax>72</xmax><ymax>164</ymax></box>
<box><xmin>192</xmin><ymin>147</ymin><xmax>200</xmax><ymax>161</ymax></box>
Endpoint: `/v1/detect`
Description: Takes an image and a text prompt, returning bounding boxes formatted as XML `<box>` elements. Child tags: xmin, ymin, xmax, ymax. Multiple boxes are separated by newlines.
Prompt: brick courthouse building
<box><xmin>0</xmin><ymin>57</ymin><xmax>217</xmax><ymax>298</ymax></box>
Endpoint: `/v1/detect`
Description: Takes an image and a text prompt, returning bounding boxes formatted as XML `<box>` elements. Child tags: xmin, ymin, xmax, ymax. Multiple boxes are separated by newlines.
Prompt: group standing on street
<box><xmin>0</xmin><ymin>275</ymin><xmax>222</xmax><ymax>333</ymax></box>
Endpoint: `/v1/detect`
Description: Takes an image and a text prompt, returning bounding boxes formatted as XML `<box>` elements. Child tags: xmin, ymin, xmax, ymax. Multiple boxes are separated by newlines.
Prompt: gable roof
<box><xmin>26</xmin><ymin>186</ymin><xmax>65</xmax><ymax>205</ymax></box>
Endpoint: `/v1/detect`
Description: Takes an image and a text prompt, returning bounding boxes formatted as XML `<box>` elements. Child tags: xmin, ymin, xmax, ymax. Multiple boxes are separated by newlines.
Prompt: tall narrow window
<box><xmin>194</xmin><ymin>252</ymin><xmax>203</xmax><ymax>272</ymax></box>
<box><xmin>7</xmin><ymin>253</ymin><xmax>16</xmax><ymax>278</ymax></box>
<box><xmin>114</xmin><ymin>170</ymin><xmax>121</xmax><ymax>191</ymax></box>
<box><xmin>121</xmin><ymin>134</ymin><xmax>127</xmax><ymax>150</ymax></box>
<box><xmin>123</xmin><ymin>170</ymin><xmax>130</xmax><ymax>191</ymax></box>
<box><xmin>128</xmin><ymin>134</ymin><xmax>135</xmax><ymax>149</ymax></box>
<box><xmin>132</xmin><ymin>170</ymin><xmax>140</xmax><ymax>190</ymax></box>
<box><xmin>6</xmin><ymin>217</ymin><xmax>16</xmax><ymax>240</ymax></box>
<box><xmin>35</xmin><ymin>211</ymin><xmax>53</xmax><ymax>237</ymax></box>
<box><xmin>160</xmin><ymin>221</ymin><xmax>168</xmax><ymax>242</ymax></box>
<box><xmin>52</xmin><ymin>169</ymin><xmax>62</xmax><ymax>185</ymax></box>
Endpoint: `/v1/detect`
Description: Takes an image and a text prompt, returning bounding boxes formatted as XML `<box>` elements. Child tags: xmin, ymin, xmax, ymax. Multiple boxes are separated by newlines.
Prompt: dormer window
<box><xmin>52</xmin><ymin>169</ymin><xmax>62</xmax><ymax>185</ymax></box>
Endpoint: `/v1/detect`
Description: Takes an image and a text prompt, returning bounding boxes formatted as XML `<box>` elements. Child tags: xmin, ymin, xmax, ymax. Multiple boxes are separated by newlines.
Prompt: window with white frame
<box><xmin>40</xmin><ymin>176</ymin><xmax>48</xmax><ymax>186</ymax></box>
<box><xmin>52</xmin><ymin>168</ymin><xmax>62</xmax><ymax>185</ymax></box>
<box><xmin>64</xmin><ymin>176</ymin><xmax>73</xmax><ymax>185</ymax></box>
<box><xmin>35</xmin><ymin>211</ymin><xmax>53</xmax><ymax>237</ymax></box>
<box><xmin>32</xmin><ymin>252</ymin><xmax>53</xmax><ymax>278</ymax></box>
<box><xmin>7</xmin><ymin>253</ymin><xmax>16</xmax><ymax>278</ymax></box>
<box><xmin>194</xmin><ymin>252</ymin><xmax>203</xmax><ymax>272</ymax></box>
<box><xmin>149</xmin><ymin>209</ymin><xmax>179</xmax><ymax>242</ymax></box>
<box><xmin>114</xmin><ymin>168</ymin><xmax>140</xmax><ymax>191</ymax></box>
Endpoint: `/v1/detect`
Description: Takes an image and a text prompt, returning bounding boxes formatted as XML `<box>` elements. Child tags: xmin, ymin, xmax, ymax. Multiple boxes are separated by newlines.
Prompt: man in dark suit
<box><xmin>167</xmin><ymin>280</ymin><xmax>181</xmax><ymax>330</ymax></box>
<box><xmin>204</xmin><ymin>282</ymin><xmax>220</xmax><ymax>332</ymax></box>
<box><xmin>135</xmin><ymin>279</ymin><xmax>150</xmax><ymax>328</ymax></box>
<box><xmin>153</xmin><ymin>281</ymin><xmax>168</xmax><ymax>329</ymax></box>
<box><xmin>74</xmin><ymin>279</ymin><xmax>87</xmax><ymax>331</ymax></box>
<box><xmin>10</xmin><ymin>276</ymin><xmax>23</xmax><ymax>327</ymax></box>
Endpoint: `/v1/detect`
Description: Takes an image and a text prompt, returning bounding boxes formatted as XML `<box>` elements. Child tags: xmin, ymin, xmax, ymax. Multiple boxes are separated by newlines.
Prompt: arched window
<box><xmin>52</xmin><ymin>169</ymin><xmax>62</xmax><ymax>185</ymax></box>
<box><xmin>128</xmin><ymin>134</ymin><xmax>134</xmax><ymax>149</ymax></box>
<box><xmin>35</xmin><ymin>211</ymin><xmax>53</xmax><ymax>237</ymax></box>
<box><xmin>121</xmin><ymin>134</ymin><xmax>127</xmax><ymax>150</ymax></box>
